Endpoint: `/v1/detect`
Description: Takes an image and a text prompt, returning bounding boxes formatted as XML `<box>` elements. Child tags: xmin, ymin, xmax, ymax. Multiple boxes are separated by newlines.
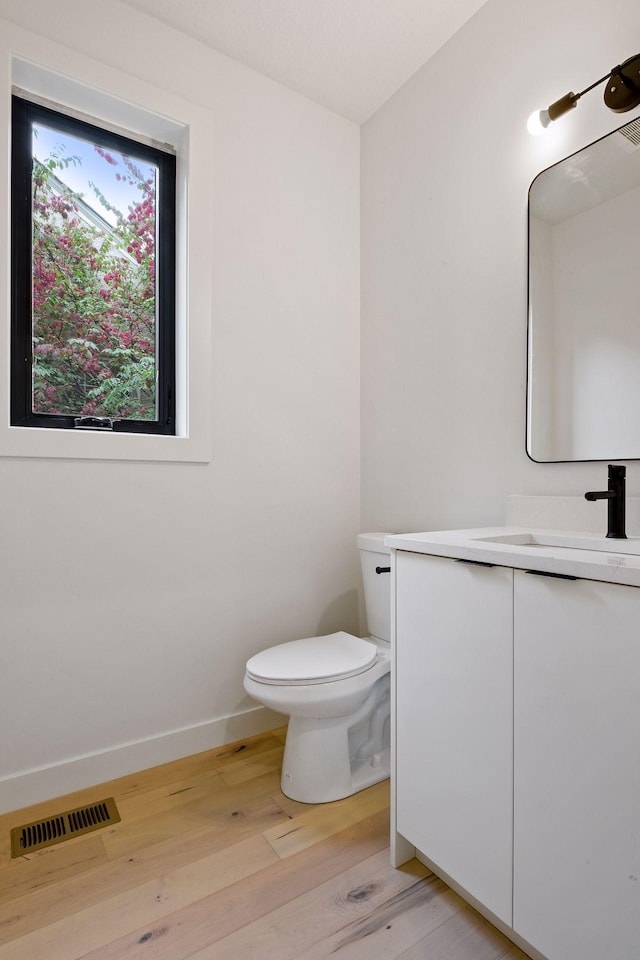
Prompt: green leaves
<box><xmin>32</xmin><ymin>144</ymin><xmax>157</xmax><ymax>420</ymax></box>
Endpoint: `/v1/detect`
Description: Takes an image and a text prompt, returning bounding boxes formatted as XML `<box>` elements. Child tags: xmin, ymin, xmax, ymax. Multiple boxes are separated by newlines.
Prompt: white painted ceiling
<box><xmin>118</xmin><ymin>0</ymin><xmax>489</xmax><ymax>123</ymax></box>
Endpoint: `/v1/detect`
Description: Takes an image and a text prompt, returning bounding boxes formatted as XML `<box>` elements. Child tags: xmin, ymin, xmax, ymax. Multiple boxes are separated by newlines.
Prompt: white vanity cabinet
<box><xmin>393</xmin><ymin>531</ymin><xmax>640</xmax><ymax>960</ymax></box>
<box><xmin>513</xmin><ymin>570</ymin><xmax>640</xmax><ymax>960</ymax></box>
<box><xmin>395</xmin><ymin>550</ymin><xmax>514</xmax><ymax>926</ymax></box>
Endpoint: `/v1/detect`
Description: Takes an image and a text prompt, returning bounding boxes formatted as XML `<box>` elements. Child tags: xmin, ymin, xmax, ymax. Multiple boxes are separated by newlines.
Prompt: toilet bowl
<box><xmin>243</xmin><ymin>533</ymin><xmax>392</xmax><ymax>803</ymax></box>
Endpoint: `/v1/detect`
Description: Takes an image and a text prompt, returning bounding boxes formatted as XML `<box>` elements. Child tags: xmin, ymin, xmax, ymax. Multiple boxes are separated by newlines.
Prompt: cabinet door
<box><xmin>396</xmin><ymin>551</ymin><xmax>513</xmax><ymax>925</ymax></box>
<box><xmin>514</xmin><ymin>571</ymin><xmax>640</xmax><ymax>960</ymax></box>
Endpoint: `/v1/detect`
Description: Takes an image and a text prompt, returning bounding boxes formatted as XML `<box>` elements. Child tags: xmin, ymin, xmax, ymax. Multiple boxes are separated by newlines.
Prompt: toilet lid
<box><xmin>246</xmin><ymin>632</ymin><xmax>377</xmax><ymax>685</ymax></box>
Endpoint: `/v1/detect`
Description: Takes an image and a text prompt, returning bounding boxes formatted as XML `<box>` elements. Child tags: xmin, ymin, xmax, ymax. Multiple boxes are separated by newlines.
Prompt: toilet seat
<box><xmin>245</xmin><ymin>632</ymin><xmax>377</xmax><ymax>685</ymax></box>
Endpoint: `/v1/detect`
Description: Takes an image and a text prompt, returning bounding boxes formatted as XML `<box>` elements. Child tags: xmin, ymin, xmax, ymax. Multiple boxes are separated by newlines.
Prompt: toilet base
<box><xmin>281</xmin><ymin>728</ymin><xmax>390</xmax><ymax>803</ymax></box>
<box><xmin>279</xmin><ymin>681</ymin><xmax>390</xmax><ymax>803</ymax></box>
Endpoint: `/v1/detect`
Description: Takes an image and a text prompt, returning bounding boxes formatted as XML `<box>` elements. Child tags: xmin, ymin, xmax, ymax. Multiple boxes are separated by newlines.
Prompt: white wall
<box><xmin>361</xmin><ymin>0</ymin><xmax>640</xmax><ymax>533</ymax></box>
<box><xmin>0</xmin><ymin>0</ymin><xmax>360</xmax><ymax>811</ymax></box>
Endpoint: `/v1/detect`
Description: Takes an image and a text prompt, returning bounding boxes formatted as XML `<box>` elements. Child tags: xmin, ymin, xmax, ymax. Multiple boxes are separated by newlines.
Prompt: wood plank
<box><xmin>291</xmin><ymin>876</ymin><xmax>463</xmax><ymax>959</ymax></box>
<box><xmin>75</xmin><ymin>808</ymin><xmax>392</xmax><ymax>960</ymax></box>
<box><xmin>112</xmin><ymin>766</ymin><xmax>227</xmax><ymax>824</ymax></box>
<box><xmin>395</xmin><ymin>905</ymin><xmax>514</xmax><ymax>960</ymax></box>
<box><xmin>0</xmin><ymin>834</ymin><xmax>279</xmax><ymax>960</ymax></box>
<box><xmin>106</xmin><ymin>730</ymin><xmax>284</xmax><ymax>802</ymax></box>
<box><xmin>212</xmin><ymin>732</ymin><xmax>286</xmax><ymax>768</ymax></box>
<box><xmin>498</xmin><ymin>945</ymin><xmax>532</xmax><ymax>960</ymax></box>
<box><xmin>0</xmin><ymin>834</ymin><xmax>107</xmax><ymax>905</ymax></box>
<box><xmin>102</xmin><ymin>769</ymin><xmax>286</xmax><ymax>860</ymax></box>
<box><xmin>218</xmin><ymin>746</ymin><xmax>285</xmax><ymax>787</ymax></box>
<box><xmin>0</xmin><ymin>795</ymin><xmax>288</xmax><ymax>944</ymax></box>
<box><xmin>267</xmin><ymin>787</ymin><xmax>310</xmax><ymax>820</ymax></box>
<box><xmin>263</xmin><ymin>778</ymin><xmax>390</xmax><ymax>859</ymax></box>
<box><xmin>185</xmin><ymin>850</ymin><xmax>432</xmax><ymax>960</ymax></box>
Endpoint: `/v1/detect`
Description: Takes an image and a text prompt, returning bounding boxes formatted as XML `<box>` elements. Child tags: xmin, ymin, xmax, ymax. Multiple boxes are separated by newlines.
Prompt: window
<box><xmin>11</xmin><ymin>95</ymin><xmax>176</xmax><ymax>435</ymax></box>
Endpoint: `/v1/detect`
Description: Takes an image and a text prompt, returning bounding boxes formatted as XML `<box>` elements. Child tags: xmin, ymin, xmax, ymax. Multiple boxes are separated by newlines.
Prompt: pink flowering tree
<box><xmin>32</xmin><ymin>146</ymin><xmax>157</xmax><ymax>419</ymax></box>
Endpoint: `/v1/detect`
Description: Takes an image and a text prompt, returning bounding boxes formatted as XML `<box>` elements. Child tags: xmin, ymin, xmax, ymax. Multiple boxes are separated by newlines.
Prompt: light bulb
<box><xmin>527</xmin><ymin>108</ymin><xmax>551</xmax><ymax>136</ymax></box>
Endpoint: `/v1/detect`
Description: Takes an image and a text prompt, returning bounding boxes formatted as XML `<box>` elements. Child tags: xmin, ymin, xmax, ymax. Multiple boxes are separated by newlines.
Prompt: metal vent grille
<box><xmin>10</xmin><ymin>797</ymin><xmax>120</xmax><ymax>858</ymax></box>
<box><xmin>620</xmin><ymin>118</ymin><xmax>640</xmax><ymax>146</ymax></box>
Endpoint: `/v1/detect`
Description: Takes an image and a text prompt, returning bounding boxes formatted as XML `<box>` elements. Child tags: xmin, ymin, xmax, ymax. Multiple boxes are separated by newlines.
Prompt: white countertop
<box><xmin>386</xmin><ymin>527</ymin><xmax>640</xmax><ymax>588</ymax></box>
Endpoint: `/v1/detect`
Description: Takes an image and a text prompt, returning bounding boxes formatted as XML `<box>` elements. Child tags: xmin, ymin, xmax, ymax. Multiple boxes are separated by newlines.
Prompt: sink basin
<box><xmin>473</xmin><ymin>531</ymin><xmax>640</xmax><ymax>557</ymax></box>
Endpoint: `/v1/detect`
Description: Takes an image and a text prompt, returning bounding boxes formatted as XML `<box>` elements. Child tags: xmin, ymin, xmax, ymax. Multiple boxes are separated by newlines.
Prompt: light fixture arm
<box><xmin>548</xmin><ymin>70</ymin><xmax>615</xmax><ymax>121</ymax></box>
<box><xmin>577</xmin><ymin>70</ymin><xmax>613</xmax><ymax>99</ymax></box>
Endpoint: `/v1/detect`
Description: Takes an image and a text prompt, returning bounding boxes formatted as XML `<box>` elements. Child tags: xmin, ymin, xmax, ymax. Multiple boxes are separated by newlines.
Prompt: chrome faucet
<box><xmin>585</xmin><ymin>464</ymin><xmax>627</xmax><ymax>539</ymax></box>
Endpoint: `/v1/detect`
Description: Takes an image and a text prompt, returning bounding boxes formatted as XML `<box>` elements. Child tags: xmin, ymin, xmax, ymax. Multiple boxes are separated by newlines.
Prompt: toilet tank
<box><xmin>357</xmin><ymin>533</ymin><xmax>393</xmax><ymax>643</ymax></box>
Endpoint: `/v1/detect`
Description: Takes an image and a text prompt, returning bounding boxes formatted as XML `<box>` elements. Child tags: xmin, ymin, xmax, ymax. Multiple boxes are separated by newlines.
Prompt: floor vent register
<box><xmin>10</xmin><ymin>797</ymin><xmax>121</xmax><ymax>857</ymax></box>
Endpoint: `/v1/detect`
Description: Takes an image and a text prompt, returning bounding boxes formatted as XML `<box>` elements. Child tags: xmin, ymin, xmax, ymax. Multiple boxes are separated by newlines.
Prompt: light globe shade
<box><xmin>527</xmin><ymin>108</ymin><xmax>551</xmax><ymax>135</ymax></box>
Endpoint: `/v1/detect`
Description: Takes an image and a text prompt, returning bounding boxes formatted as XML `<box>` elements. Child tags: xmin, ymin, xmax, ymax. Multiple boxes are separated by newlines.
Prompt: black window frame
<box><xmin>10</xmin><ymin>95</ymin><xmax>176</xmax><ymax>435</ymax></box>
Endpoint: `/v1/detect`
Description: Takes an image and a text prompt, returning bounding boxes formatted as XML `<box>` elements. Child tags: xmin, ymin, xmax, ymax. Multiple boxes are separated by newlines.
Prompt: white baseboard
<box><xmin>0</xmin><ymin>706</ymin><xmax>286</xmax><ymax>815</ymax></box>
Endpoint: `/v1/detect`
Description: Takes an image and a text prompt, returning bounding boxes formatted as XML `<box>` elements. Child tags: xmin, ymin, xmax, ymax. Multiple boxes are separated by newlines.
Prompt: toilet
<box><xmin>243</xmin><ymin>533</ymin><xmax>392</xmax><ymax>803</ymax></box>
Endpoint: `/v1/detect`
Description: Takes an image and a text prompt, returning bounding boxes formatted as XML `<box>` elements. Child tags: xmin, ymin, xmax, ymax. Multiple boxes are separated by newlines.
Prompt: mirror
<box><xmin>527</xmin><ymin>116</ymin><xmax>640</xmax><ymax>462</ymax></box>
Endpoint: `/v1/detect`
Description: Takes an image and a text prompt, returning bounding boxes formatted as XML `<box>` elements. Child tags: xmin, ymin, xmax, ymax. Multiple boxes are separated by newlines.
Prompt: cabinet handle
<box><xmin>375</xmin><ymin>566</ymin><xmax>391</xmax><ymax>574</ymax></box>
<box><xmin>525</xmin><ymin>569</ymin><xmax>578</xmax><ymax>581</ymax></box>
<box><xmin>455</xmin><ymin>558</ymin><xmax>495</xmax><ymax>568</ymax></box>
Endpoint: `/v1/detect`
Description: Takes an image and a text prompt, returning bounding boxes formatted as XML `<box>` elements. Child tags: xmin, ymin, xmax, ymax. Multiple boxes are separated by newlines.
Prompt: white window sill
<box><xmin>0</xmin><ymin>426</ymin><xmax>211</xmax><ymax>463</ymax></box>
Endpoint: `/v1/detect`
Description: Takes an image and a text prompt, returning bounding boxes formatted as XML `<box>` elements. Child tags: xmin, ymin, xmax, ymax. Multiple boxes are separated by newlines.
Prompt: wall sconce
<box><xmin>527</xmin><ymin>52</ymin><xmax>640</xmax><ymax>135</ymax></box>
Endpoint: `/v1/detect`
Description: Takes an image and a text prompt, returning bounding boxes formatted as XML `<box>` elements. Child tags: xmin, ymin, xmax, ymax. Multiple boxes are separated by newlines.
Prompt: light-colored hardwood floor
<box><xmin>0</xmin><ymin>729</ymin><xmax>530</xmax><ymax>959</ymax></box>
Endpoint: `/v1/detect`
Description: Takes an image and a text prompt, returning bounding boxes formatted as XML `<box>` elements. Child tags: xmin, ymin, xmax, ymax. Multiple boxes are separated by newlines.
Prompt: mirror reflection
<box><xmin>527</xmin><ymin>116</ymin><xmax>640</xmax><ymax>462</ymax></box>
